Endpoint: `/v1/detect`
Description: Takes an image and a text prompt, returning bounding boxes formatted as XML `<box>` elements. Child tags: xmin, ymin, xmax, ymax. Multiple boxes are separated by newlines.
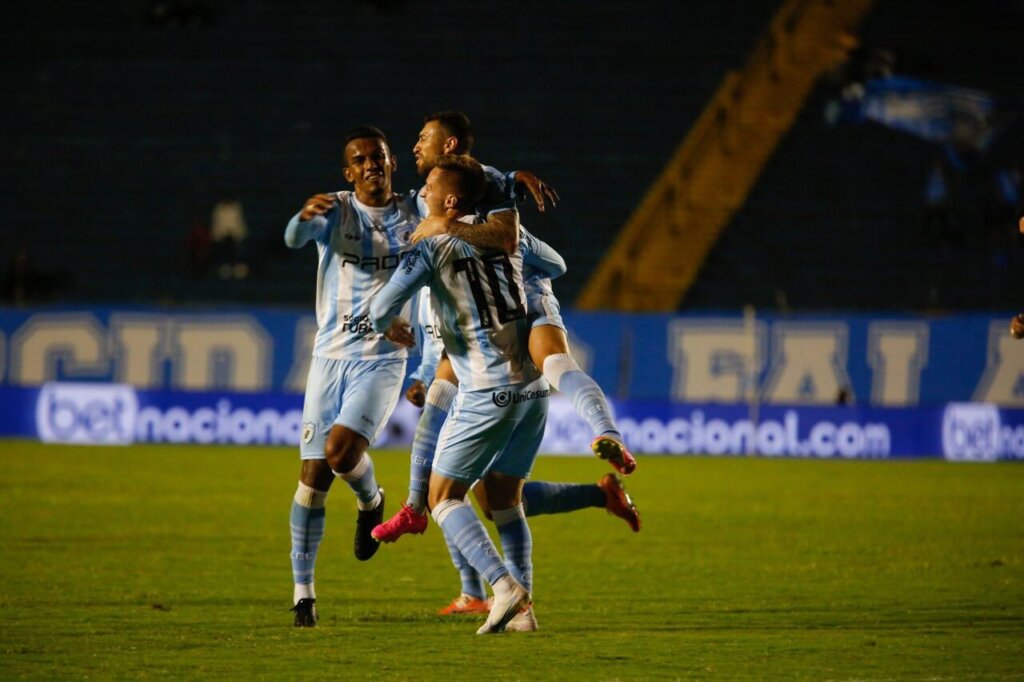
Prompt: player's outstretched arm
<box><xmin>370</xmin><ymin>246</ymin><xmax>432</xmax><ymax>334</ymax></box>
<box><xmin>284</xmin><ymin>193</ymin><xmax>336</xmax><ymax>248</ymax></box>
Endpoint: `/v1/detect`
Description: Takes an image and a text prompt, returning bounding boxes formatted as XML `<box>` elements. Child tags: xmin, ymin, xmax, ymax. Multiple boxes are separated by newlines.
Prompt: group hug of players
<box><xmin>284</xmin><ymin>111</ymin><xmax>640</xmax><ymax>634</ymax></box>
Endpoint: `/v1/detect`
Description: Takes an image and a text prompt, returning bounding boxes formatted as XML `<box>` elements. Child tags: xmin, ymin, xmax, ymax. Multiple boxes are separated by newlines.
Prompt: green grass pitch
<box><xmin>1</xmin><ymin>442</ymin><xmax>1022</xmax><ymax>680</ymax></box>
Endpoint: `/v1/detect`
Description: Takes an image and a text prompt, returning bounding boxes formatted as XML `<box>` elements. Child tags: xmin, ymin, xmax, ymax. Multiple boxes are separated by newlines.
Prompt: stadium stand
<box><xmin>2</xmin><ymin>1</ymin><xmax>1019</xmax><ymax>310</ymax></box>
<box><xmin>0</xmin><ymin>0</ymin><xmax>780</xmax><ymax>305</ymax></box>
<box><xmin>684</xmin><ymin>0</ymin><xmax>1024</xmax><ymax>312</ymax></box>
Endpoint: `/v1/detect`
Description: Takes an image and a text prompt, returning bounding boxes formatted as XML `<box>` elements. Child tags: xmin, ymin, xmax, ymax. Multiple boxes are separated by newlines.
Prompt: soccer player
<box><xmin>282</xmin><ymin>125</ymin><xmax>427</xmax><ymax>628</ymax></box>
<box><xmin>370</xmin><ymin>154</ymin><xmax>550</xmax><ymax>634</ymax></box>
<box><xmin>391</xmin><ymin>335</ymin><xmax>640</xmax><ymax>627</ymax></box>
<box><xmin>410</xmin><ymin>111</ymin><xmax>635</xmax><ymax>476</ymax></box>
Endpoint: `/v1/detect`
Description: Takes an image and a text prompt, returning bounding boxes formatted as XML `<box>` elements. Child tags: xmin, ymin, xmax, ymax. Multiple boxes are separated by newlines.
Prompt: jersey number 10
<box><xmin>453</xmin><ymin>254</ymin><xmax>526</xmax><ymax>329</ymax></box>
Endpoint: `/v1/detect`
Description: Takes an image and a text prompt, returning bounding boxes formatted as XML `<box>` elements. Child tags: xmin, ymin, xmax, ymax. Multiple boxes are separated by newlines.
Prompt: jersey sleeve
<box><xmin>410</xmin><ymin>326</ymin><xmax>443</xmax><ymax>387</ymax></box>
<box><xmin>478</xmin><ymin>164</ymin><xmax>518</xmax><ymax>217</ymax></box>
<box><xmin>370</xmin><ymin>243</ymin><xmax>434</xmax><ymax>333</ymax></box>
<box><xmin>284</xmin><ymin>202</ymin><xmax>337</xmax><ymax>248</ymax></box>
<box><xmin>520</xmin><ymin>226</ymin><xmax>567</xmax><ymax>280</ymax></box>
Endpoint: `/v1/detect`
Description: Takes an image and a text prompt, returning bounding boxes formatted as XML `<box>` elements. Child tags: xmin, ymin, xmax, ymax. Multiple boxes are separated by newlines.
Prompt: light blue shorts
<box><xmin>299</xmin><ymin>356</ymin><xmax>406</xmax><ymax>460</ymax></box>
<box><xmin>527</xmin><ymin>287</ymin><xmax>565</xmax><ymax>331</ymax></box>
<box><xmin>433</xmin><ymin>376</ymin><xmax>550</xmax><ymax>484</ymax></box>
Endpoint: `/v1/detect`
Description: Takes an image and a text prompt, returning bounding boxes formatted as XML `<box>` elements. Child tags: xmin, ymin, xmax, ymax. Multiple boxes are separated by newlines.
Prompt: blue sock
<box><xmin>493</xmin><ymin>505</ymin><xmax>532</xmax><ymax>593</ymax></box>
<box><xmin>442</xmin><ymin>531</ymin><xmax>486</xmax><ymax>599</ymax></box>
<box><xmin>338</xmin><ymin>453</ymin><xmax>379</xmax><ymax>505</ymax></box>
<box><xmin>407</xmin><ymin>380</ymin><xmax>456</xmax><ymax>511</ymax></box>
<box><xmin>522</xmin><ymin>481</ymin><xmax>605</xmax><ymax>516</ymax></box>
<box><xmin>544</xmin><ymin>354</ymin><xmax>620</xmax><ymax>439</ymax></box>
<box><xmin>290</xmin><ymin>483</ymin><xmax>327</xmax><ymax>600</ymax></box>
<box><xmin>432</xmin><ymin>500</ymin><xmax>508</xmax><ymax>588</ymax></box>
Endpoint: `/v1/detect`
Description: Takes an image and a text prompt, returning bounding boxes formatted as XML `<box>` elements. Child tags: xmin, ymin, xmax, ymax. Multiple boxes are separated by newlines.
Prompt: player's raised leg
<box><xmin>529</xmin><ymin>323</ymin><xmax>636</xmax><ymax>475</ymax></box>
<box><xmin>326</xmin><ymin>358</ymin><xmax>406</xmax><ymax>561</ymax></box>
<box><xmin>522</xmin><ymin>474</ymin><xmax>641</xmax><ymax>532</ymax></box>
<box><xmin>325</xmin><ymin>425</ymin><xmax>385</xmax><ymax>561</ymax></box>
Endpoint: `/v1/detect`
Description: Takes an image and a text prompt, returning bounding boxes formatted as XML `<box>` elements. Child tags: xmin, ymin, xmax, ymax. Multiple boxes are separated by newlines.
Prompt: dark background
<box><xmin>2</xmin><ymin>0</ymin><xmax>1021</xmax><ymax>310</ymax></box>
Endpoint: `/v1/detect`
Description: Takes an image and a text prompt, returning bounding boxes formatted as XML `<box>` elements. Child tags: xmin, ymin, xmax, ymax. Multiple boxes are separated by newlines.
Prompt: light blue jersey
<box><xmin>285</xmin><ymin>192</ymin><xmax>419</xmax><ymax>360</ymax></box>
<box><xmin>409</xmin><ymin>287</ymin><xmax>444</xmax><ymax>388</ymax></box>
<box><xmin>408</xmin><ymin>227</ymin><xmax>566</xmax><ymax>386</ymax></box>
<box><xmin>373</xmin><ymin>217</ymin><xmax>565</xmax><ymax>391</ymax></box>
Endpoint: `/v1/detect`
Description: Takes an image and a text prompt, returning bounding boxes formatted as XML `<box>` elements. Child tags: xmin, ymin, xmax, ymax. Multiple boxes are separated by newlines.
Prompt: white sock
<box><xmin>294</xmin><ymin>583</ymin><xmax>315</xmax><ymax>603</ymax></box>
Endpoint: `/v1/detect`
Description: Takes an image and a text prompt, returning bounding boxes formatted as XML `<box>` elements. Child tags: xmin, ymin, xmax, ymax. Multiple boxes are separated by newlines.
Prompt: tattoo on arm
<box><xmin>447</xmin><ymin>211</ymin><xmax>519</xmax><ymax>253</ymax></box>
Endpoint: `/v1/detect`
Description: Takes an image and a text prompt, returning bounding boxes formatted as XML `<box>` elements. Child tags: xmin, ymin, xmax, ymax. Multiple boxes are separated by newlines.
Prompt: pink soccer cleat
<box><xmin>598</xmin><ymin>473</ymin><xmax>641</xmax><ymax>533</ymax></box>
<box><xmin>591</xmin><ymin>435</ymin><xmax>637</xmax><ymax>475</ymax></box>
<box><xmin>371</xmin><ymin>504</ymin><xmax>428</xmax><ymax>544</ymax></box>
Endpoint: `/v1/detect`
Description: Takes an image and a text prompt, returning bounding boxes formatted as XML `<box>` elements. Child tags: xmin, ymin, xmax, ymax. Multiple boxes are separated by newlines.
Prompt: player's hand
<box><xmin>411</xmin><ymin>216</ymin><xmax>450</xmax><ymax>244</ymax></box>
<box><xmin>300</xmin><ymin>193</ymin><xmax>337</xmax><ymax>221</ymax></box>
<box><xmin>515</xmin><ymin>171</ymin><xmax>560</xmax><ymax>212</ymax></box>
<box><xmin>405</xmin><ymin>380</ymin><xmax>427</xmax><ymax>408</ymax></box>
<box><xmin>384</xmin><ymin>317</ymin><xmax>415</xmax><ymax>348</ymax></box>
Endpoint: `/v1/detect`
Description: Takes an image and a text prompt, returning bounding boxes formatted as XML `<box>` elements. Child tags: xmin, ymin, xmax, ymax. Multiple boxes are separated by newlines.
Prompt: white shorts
<box><xmin>433</xmin><ymin>376</ymin><xmax>550</xmax><ymax>484</ymax></box>
<box><xmin>299</xmin><ymin>356</ymin><xmax>406</xmax><ymax>460</ymax></box>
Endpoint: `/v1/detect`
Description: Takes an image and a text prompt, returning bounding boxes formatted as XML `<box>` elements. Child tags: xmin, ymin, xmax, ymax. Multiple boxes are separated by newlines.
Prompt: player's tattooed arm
<box><xmin>446</xmin><ymin>209</ymin><xmax>519</xmax><ymax>254</ymax></box>
<box><xmin>412</xmin><ymin>210</ymin><xmax>519</xmax><ymax>254</ymax></box>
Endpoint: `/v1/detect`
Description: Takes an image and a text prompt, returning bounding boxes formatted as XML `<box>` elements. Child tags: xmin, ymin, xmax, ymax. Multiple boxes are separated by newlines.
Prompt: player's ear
<box><xmin>443</xmin><ymin>194</ymin><xmax>458</xmax><ymax>210</ymax></box>
<box><xmin>342</xmin><ymin>165</ymin><xmax>355</xmax><ymax>184</ymax></box>
<box><xmin>443</xmin><ymin>136</ymin><xmax>459</xmax><ymax>154</ymax></box>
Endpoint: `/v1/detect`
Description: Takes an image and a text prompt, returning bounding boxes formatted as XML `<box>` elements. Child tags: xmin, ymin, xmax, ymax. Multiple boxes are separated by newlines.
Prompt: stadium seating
<box><xmin>1</xmin><ymin>0</ymin><xmax>779</xmax><ymax>305</ymax></box>
<box><xmin>2</xmin><ymin>1</ymin><xmax>1019</xmax><ymax>310</ymax></box>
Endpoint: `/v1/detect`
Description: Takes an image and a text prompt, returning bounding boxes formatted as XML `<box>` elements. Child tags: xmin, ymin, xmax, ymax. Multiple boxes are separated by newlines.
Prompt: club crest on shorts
<box><xmin>302</xmin><ymin>422</ymin><xmax>316</xmax><ymax>444</ymax></box>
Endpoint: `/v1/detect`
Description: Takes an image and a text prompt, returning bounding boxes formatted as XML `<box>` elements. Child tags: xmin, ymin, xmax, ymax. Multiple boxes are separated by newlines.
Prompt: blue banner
<box><xmin>5</xmin><ymin>383</ymin><xmax>1024</xmax><ymax>462</ymax></box>
<box><xmin>1</xmin><ymin>307</ymin><xmax>1023</xmax><ymax>407</ymax></box>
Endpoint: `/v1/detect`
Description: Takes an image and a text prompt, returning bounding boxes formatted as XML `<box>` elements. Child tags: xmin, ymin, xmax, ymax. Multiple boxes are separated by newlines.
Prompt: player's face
<box><xmin>342</xmin><ymin>137</ymin><xmax>395</xmax><ymax>198</ymax></box>
<box><xmin>419</xmin><ymin>168</ymin><xmax>457</xmax><ymax>217</ymax></box>
<box><xmin>413</xmin><ymin>121</ymin><xmax>452</xmax><ymax>177</ymax></box>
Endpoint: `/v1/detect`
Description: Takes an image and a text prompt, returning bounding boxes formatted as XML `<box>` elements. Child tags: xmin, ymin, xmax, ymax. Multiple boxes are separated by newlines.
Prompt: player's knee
<box><xmin>324</xmin><ymin>436</ymin><xmax>363</xmax><ymax>474</ymax></box>
<box><xmin>300</xmin><ymin>459</ymin><xmax>335</xmax><ymax>489</ymax></box>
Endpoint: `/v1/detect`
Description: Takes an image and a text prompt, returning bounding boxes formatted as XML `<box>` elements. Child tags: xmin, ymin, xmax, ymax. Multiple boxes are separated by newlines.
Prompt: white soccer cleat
<box><xmin>476</xmin><ymin>576</ymin><xmax>530</xmax><ymax>635</ymax></box>
<box><xmin>504</xmin><ymin>606</ymin><xmax>538</xmax><ymax>633</ymax></box>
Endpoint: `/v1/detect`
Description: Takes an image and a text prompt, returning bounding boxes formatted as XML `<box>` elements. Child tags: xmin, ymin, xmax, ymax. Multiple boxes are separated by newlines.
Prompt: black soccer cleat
<box><xmin>291</xmin><ymin>598</ymin><xmax>318</xmax><ymax>627</ymax></box>
<box><xmin>354</xmin><ymin>488</ymin><xmax>384</xmax><ymax>561</ymax></box>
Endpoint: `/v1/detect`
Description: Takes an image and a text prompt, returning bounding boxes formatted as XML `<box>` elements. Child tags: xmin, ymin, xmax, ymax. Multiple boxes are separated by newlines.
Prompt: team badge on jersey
<box><xmin>302</xmin><ymin>422</ymin><xmax>316</xmax><ymax>444</ymax></box>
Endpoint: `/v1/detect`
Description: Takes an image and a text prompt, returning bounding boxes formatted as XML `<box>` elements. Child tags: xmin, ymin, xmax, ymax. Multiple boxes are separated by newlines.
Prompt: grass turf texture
<box><xmin>1</xmin><ymin>443</ymin><xmax>1022</xmax><ymax>680</ymax></box>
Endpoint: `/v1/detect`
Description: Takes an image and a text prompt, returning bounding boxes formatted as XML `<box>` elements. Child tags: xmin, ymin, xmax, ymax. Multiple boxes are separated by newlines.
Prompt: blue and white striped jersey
<box><xmin>409</xmin><ymin>287</ymin><xmax>444</xmax><ymax>387</ymax></box>
<box><xmin>285</xmin><ymin>191</ymin><xmax>419</xmax><ymax>360</ymax></box>
<box><xmin>406</xmin><ymin>227</ymin><xmax>566</xmax><ymax>388</ymax></box>
<box><xmin>373</xmin><ymin>220</ymin><xmax>566</xmax><ymax>391</ymax></box>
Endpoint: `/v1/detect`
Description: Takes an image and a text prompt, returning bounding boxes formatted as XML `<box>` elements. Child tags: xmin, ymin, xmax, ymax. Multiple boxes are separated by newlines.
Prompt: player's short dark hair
<box><xmin>435</xmin><ymin>154</ymin><xmax>486</xmax><ymax>211</ymax></box>
<box><xmin>342</xmin><ymin>125</ymin><xmax>390</xmax><ymax>155</ymax></box>
<box><xmin>424</xmin><ymin>111</ymin><xmax>474</xmax><ymax>154</ymax></box>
